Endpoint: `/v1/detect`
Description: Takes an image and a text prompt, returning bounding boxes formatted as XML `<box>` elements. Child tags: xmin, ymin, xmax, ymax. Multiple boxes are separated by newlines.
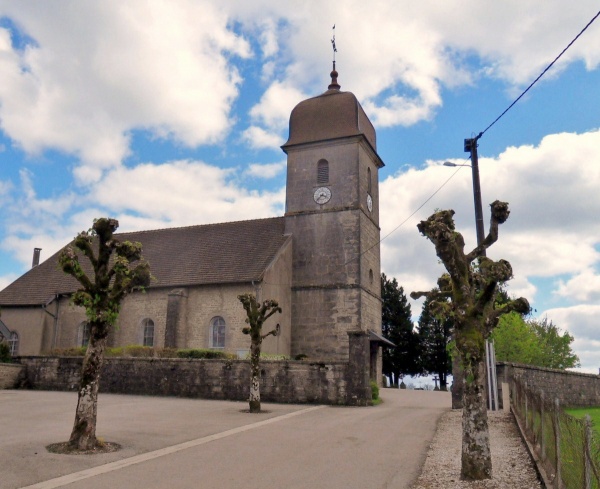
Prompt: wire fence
<box><xmin>511</xmin><ymin>377</ymin><xmax>600</xmax><ymax>489</ymax></box>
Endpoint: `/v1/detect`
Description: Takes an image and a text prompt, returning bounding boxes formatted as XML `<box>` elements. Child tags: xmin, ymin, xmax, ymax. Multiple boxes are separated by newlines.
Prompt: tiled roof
<box><xmin>0</xmin><ymin>217</ymin><xmax>289</xmax><ymax>306</ymax></box>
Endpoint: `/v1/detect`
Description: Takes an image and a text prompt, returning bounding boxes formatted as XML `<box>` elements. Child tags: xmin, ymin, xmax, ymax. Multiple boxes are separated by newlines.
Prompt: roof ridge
<box><xmin>114</xmin><ymin>215</ymin><xmax>284</xmax><ymax>236</ymax></box>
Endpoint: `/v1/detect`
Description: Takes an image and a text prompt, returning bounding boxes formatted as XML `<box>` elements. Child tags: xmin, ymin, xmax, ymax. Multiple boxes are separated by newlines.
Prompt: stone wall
<box><xmin>0</xmin><ymin>362</ymin><xmax>24</xmax><ymax>389</ymax></box>
<box><xmin>497</xmin><ymin>362</ymin><xmax>600</xmax><ymax>408</ymax></box>
<box><xmin>17</xmin><ymin>356</ymin><xmax>355</xmax><ymax>404</ymax></box>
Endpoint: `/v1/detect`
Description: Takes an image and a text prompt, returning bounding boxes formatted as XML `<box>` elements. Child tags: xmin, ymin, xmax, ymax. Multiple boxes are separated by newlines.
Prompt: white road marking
<box><xmin>21</xmin><ymin>405</ymin><xmax>325</xmax><ymax>489</ymax></box>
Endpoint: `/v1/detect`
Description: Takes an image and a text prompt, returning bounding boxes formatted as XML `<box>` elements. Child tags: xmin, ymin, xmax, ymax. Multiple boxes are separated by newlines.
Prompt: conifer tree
<box><xmin>381</xmin><ymin>273</ymin><xmax>421</xmax><ymax>385</ymax></box>
<box><xmin>418</xmin><ymin>296</ymin><xmax>452</xmax><ymax>390</ymax></box>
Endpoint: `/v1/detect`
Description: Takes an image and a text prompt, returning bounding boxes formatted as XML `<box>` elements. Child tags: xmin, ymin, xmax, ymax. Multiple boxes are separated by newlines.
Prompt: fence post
<box><xmin>584</xmin><ymin>415</ymin><xmax>592</xmax><ymax>489</ymax></box>
<box><xmin>525</xmin><ymin>381</ymin><xmax>529</xmax><ymax>431</ymax></box>
<box><xmin>540</xmin><ymin>390</ymin><xmax>545</xmax><ymax>461</ymax></box>
<box><xmin>554</xmin><ymin>398</ymin><xmax>561</xmax><ymax>489</ymax></box>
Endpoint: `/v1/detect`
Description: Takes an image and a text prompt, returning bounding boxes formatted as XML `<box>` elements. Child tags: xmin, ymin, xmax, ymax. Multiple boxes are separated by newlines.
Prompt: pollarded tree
<box><xmin>59</xmin><ymin>218</ymin><xmax>151</xmax><ymax>450</ymax></box>
<box><xmin>418</xmin><ymin>296</ymin><xmax>452</xmax><ymax>391</ymax></box>
<box><xmin>381</xmin><ymin>273</ymin><xmax>421</xmax><ymax>385</ymax></box>
<box><xmin>238</xmin><ymin>293</ymin><xmax>282</xmax><ymax>413</ymax></box>
<box><xmin>411</xmin><ymin>201</ymin><xmax>529</xmax><ymax>480</ymax></box>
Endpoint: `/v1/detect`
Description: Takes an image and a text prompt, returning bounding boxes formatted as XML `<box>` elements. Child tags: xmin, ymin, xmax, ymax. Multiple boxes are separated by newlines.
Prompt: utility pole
<box><xmin>451</xmin><ymin>135</ymin><xmax>487</xmax><ymax>409</ymax></box>
<box><xmin>464</xmin><ymin>136</ymin><xmax>486</xmax><ymax>256</ymax></box>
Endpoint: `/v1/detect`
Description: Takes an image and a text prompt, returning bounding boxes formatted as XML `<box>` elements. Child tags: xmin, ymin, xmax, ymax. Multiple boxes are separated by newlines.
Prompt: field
<box><xmin>566</xmin><ymin>407</ymin><xmax>600</xmax><ymax>435</ymax></box>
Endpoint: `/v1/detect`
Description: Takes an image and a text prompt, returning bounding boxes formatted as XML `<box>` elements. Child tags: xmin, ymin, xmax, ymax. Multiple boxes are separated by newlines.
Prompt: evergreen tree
<box><xmin>418</xmin><ymin>296</ymin><xmax>452</xmax><ymax>390</ymax></box>
<box><xmin>381</xmin><ymin>273</ymin><xmax>421</xmax><ymax>385</ymax></box>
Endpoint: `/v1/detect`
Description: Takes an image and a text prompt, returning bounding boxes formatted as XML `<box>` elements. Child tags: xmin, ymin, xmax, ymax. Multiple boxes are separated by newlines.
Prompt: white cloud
<box><xmin>244</xmin><ymin>81</ymin><xmax>306</xmax><ymax>148</ymax></box>
<box><xmin>245</xmin><ymin>161</ymin><xmax>286</xmax><ymax>179</ymax></box>
<box><xmin>0</xmin><ymin>0</ymin><xmax>250</xmax><ymax>181</ymax></box>
<box><xmin>555</xmin><ymin>269</ymin><xmax>600</xmax><ymax>302</ymax></box>
<box><xmin>2</xmin><ymin>1</ymin><xmax>600</xmax><ymax>166</ymax></box>
<box><xmin>540</xmin><ymin>305</ymin><xmax>600</xmax><ymax>372</ymax></box>
<box><xmin>228</xmin><ymin>0</ymin><xmax>600</xmax><ymax>138</ymax></box>
<box><xmin>242</xmin><ymin>126</ymin><xmax>284</xmax><ymax>150</ymax></box>
<box><xmin>88</xmin><ymin>159</ymin><xmax>285</xmax><ymax>226</ymax></box>
<box><xmin>380</xmin><ymin>130</ymin><xmax>600</xmax><ymax>310</ymax></box>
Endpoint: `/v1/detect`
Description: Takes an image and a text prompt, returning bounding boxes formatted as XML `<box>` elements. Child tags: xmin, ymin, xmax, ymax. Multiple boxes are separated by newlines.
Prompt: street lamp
<box><xmin>443</xmin><ymin>137</ymin><xmax>486</xmax><ymax>257</ymax></box>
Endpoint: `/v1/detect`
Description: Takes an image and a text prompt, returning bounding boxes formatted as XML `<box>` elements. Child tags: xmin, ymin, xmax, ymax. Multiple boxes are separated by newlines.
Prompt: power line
<box><xmin>261</xmin><ymin>163</ymin><xmax>468</xmax><ymax>286</ymax></box>
<box><xmin>268</xmin><ymin>9</ymin><xmax>600</xmax><ymax>286</ymax></box>
<box><xmin>342</xmin><ymin>162</ymin><xmax>467</xmax><ymax>267</ymax></box>
<box><xmin>479</xmin><ymin>8</ymin><xmax>600</xmax><ymax>139</ymax></box>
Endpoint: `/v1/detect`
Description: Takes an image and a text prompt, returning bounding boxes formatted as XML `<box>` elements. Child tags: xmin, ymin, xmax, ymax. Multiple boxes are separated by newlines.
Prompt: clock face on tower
<box><xmin>367</xmin><ymin>193</ymin><xmax>373</xmax><ymax>212</ymax></box>
<box><xmin>313</xmin><ymin>187</ymin><xmax>332</xmax><ymax>205</ymax></box>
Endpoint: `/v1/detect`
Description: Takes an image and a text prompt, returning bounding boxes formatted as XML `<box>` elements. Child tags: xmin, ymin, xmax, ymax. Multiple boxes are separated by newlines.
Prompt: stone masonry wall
<box><xmin>17</xmin><ymin>356</ymin><xmax>351</xmax><ymax>404</ymax></box>
<box><xmin>16</xmin><ymin>331</ymin><xmax>372</xmax><ymax>405</ymax></box>
<box><xmin>0</xmin><ymin>362</ymin><xmax>24</xmax><ymax>389</ymax></box>
<box><xmin>497</xmin><ymin>362</ymin><xmax>600</xmax><ymax>408</ymax></box>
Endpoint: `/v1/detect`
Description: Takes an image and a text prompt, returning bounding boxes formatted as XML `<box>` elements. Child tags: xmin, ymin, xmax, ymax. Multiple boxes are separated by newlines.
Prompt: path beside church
<box><xmin>2</xmin><ymin>389</ymin><xmax>449</xmax><ymax>489</ymax></box>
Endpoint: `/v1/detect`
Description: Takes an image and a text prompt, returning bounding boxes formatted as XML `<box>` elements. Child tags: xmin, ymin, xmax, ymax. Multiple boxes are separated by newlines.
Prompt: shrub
<box><xmin>0</xmin><ymin>342</ymin><xmax>11</xmax><ymax>363</ymax></box>
<box><xmin>49</xmin><ymin>347</ymin><xmax>87</xmax><ymax>356</ymax></box>
<box><xmin>176</xmin><ymin>349</ymin><xmax>235</xmax><ymax>360</ymax></box>
<box><xmin>123</xmin><ymin>345</ymin><xmax>154</xmax><ymax>357</ymax></box>
<box><xmin>154</xmin><ymin>347</ymin><xmax>179</xmax><ymax>358</ymax></box>
<box><xmin>105</xmin><ymin>347</ymin><xmax>124</xmax><ymax>357</ymax></box>
<box><xmin>246</xmin><ymin>353</ymin><xmax>290</xmax><ymax>361</ymax></box>
<box><xmin>370</xmin><ymin>380</ymin><xmax>380</xmax><ymax>401</ymax></box>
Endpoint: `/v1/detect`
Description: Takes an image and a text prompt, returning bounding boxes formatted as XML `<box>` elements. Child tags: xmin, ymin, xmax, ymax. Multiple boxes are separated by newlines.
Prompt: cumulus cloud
<box><xmin>88</xmin><ymin>159</ymin><xmax>285</xmax><ymax>226</ymax></box>
<box><xmin>0</xmin><ymin>158</ymin><xmax>285</xmax><ymax>283</ymax></box>
<box><xmin>380</xmin><ymin>130</ymin><xmax>600</xmax><ymax>311</ymax></box>
<box><xmin>0</xmin><ymin>0</ymin><xmax>250</xmax><ymax>181</ymax></box>
<box><xmin>227</xmin><ymin>0</ymin><xmax>600</xmax><ymax>142</ymax></box>
<box><xmin>541</xmin><ymin>305</ymin><xmax>600</xmax><ymax>372</ymax></box>
<box><xmin>245</xmin><ymin>161</ymin><xmax>286</xmax><ymax>179</ymax></box>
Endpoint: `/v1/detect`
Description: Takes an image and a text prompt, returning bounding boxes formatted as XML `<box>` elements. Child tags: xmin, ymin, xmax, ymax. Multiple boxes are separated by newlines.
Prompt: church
<box><xmin>0</xmin><ymin>66</ymin><xmax>386</xmax><ymax>377</ymax></box>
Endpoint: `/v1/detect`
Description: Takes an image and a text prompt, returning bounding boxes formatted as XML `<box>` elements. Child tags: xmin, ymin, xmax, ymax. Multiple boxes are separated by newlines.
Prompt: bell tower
<box><xmin>282</xmin><ymin>66</ymin><xmax>384</xmax><ymax>361</ymax></box>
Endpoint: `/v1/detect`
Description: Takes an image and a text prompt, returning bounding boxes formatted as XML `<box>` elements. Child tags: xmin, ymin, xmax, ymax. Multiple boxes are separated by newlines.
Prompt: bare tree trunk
<box><xmin>460</xmin><ymin>338</ymin><xmax>492</xmax><ymax>480</ymax></box>
<box><xmin>248</xmin><ymin>339</ymin><xmax>261</xmax><ymax>413</ymax></box>
<box><xmin>69</xmin><ymin>324</ymin><xmax>108</xmax><ymax>450</ymax></box>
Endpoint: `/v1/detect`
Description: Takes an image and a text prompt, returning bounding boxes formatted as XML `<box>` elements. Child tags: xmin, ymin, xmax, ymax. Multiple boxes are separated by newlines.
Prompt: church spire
<box><xmin>328</xmin><ymin>24</ymin><xmax>340</xmax><ymax>90</ymax></box>
<box><xmin>328</xmin><ymin>61</ymin><xmax>340</xmax><ymax>90</ymax></box>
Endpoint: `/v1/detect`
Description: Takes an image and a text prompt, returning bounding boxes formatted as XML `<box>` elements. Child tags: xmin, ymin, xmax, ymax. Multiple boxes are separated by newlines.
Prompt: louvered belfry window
<box><xmin>317</xmin><ymin>159</ymin><xmax>329</xmax><ymax>184</ymax></box>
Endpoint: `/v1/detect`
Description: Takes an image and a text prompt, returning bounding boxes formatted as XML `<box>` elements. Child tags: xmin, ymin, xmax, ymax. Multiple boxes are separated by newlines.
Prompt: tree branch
<box><xmin>466</xmin><ymin>201</ymin><xmax>510</xmax><ymax>262</ymax></box>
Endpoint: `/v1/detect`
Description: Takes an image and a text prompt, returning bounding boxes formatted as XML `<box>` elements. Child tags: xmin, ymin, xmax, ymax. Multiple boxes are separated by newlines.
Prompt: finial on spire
<box><xmin>329</xmin><ymin>24</ymin><xmax>340</xmax><ymax>90</ymax></box>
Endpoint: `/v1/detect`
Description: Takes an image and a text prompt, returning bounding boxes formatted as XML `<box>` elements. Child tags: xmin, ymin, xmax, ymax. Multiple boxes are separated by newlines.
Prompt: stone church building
<box><xmin>0</xmin><ymin>68</ymin><xmax>387</xmax><ymax>376</ymax></box>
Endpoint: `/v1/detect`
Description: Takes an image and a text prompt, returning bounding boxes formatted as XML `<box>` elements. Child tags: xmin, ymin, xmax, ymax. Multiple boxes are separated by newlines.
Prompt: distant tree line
<box><xmin>381</xmin><ymin>273</ymin><xmax>579</xmax><ymax>390</ymax></box>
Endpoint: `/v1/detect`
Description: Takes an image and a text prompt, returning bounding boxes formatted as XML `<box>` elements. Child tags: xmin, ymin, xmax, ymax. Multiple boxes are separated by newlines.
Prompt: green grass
<box><xmin>566</xmin><ymin>407</ymin><xmax>600</xmax><ymax>435</ymax></box>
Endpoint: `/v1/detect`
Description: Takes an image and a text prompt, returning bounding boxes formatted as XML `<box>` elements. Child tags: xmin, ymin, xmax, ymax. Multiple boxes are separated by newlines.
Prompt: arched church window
<box><xmin>9</xmin><ymin>331</ymin><xmax>19</xmax><ymax>356</ymax></box>
<box><xmin>77</xmin><ymin>322</ymin><xmax>90</xmax><ymax>347</ymax></box>
<box><xmin>367</xmin><ymin>167</ymin><xmax>372</xmax><ymax>193</ymax></box>
<box><xmin>317</xmin><ymin>159</ymin><xmax>329</xmax><ymax>184</ymax></box>
<box><xmin>141</xmin><ymin>318</ymin><xmax>155</xmax><ymax>347</ymax></box>
<box><xmin>210</xmin><ymin>316</ymin><xmax>226</xmax><ymax>349</ymax></box>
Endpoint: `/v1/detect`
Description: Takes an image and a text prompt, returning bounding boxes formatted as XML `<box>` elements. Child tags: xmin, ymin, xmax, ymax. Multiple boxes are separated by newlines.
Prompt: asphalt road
<box><xmin>1</xmin><ymin>389</ymin><xmax>450</xmax><ymax>489</ymax></box>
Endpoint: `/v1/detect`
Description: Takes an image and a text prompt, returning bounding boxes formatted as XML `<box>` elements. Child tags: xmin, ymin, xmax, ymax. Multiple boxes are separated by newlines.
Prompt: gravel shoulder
<box><xmin>413</xmin><ymin>410</ymin><xmax>542</xmax><ymax>489</ymax></box>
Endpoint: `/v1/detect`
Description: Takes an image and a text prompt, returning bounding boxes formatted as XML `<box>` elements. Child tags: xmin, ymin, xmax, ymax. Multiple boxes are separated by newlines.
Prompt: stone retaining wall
<box><xmin>0</xmin><ymin>362</ymin><xmax>24</xmax><ymax>389</ymax></box>
<box><xmin>497</xmin><ymin>362</ymin><xmax>600</xmax><ymax>407</ymax></box>
<box><xmin>17</xmin><ymin>356</ymin><xmax>357</xmax><ymax>405</ymax></box>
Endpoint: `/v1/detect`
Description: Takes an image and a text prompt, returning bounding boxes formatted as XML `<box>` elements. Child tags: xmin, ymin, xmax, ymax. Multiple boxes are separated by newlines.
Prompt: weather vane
<box><xmin>331</xmin><ymin>24</ymin><xmax>337</xmax><ymax>64</ymax></box>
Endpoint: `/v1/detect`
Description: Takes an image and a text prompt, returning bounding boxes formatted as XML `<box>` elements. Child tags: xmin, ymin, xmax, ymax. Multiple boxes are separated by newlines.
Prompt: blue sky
<box><xmin>1</xmin><ymin>1</ymin><xmax>600</xmax><ymax>372</ymax></box>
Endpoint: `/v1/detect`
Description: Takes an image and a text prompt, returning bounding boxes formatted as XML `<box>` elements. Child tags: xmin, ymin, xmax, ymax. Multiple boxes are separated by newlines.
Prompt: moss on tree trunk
<box><xmin>411</xmin><ymin>201</ymin><xmax>529</xmax><ymax>481</ymax></box>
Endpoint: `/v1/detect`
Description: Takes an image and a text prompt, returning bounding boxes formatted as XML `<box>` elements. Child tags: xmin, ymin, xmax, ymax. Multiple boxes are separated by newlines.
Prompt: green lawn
<box><xmin>566</xmin><ymin>407</ymin><xmax>600</xmax><ymax>435</ymax></box>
